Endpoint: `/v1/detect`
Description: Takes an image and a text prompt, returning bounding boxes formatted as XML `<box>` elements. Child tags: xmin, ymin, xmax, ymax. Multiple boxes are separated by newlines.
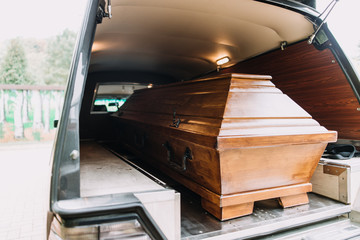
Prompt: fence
<box><xmin>0</xmin><ymin>85</ymin><xmax>65</xmax><ymax>142</ymax></box>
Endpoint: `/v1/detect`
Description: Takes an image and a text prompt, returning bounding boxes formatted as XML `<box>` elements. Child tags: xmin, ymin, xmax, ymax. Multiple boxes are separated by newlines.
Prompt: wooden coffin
<box><xmin>112</xmin><ymin>73</ymin><xmax>337</xmax><ymax>220</ymax></box>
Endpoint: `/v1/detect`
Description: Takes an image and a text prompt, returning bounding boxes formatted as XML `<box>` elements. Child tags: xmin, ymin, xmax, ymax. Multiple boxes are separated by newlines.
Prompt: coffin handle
<box><xmin>135</xmin><ymin>133</ymin><xmax>146</xmax><ymax>148</ymax></box>
<box><xmin>169</xmin><ymin>109</ymin><xmax>181</xmax><ymax>128</ymax></box>
<box><xmin>162</xmin><ymin>142</ymin><xmax>190</xmax><ymax>171</ymax></box>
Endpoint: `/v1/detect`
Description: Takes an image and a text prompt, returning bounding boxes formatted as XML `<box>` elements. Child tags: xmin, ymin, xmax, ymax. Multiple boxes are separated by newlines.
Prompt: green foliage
<box><xmin>32</xmin><ymin>131</ymin><xmax>41</xmax><ymax>141</ymax></box>
<box><xmin>24</xmin><ymin>121</ymin><xmax>32</xmax><ymax>129</ymax></box>
<box><xmin>23</xmin><ymin>39</ymin><xmax>47</xmax><ymax>85</ymax></box>
<box><xmin>0</xmin><ymin>123</ymin><xmax>3</xmax><ymax>139</ymax></box>
<box><xmin>44</xmin><ymin>29</ymin><xmax>77</xmax><ymax>86</ymax></box>
<box><xmin>0</xmin><ymin>30</ymin><xmax>77</xmax><ymax>86</ymax></box>
<box><xmin>0</xmin><ymin>39</ymin><xmax>29</xmax><ymax>85</ymax></box>
<box><xmin>4</xmin><ymin>90</ymin><xmax>16</xmax><ymax>123</ymax></box>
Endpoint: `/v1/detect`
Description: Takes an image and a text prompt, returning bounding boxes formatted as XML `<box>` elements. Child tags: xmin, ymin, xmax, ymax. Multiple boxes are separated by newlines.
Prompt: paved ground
<box><xmin>0</xmin><ymin>141</ymin><xmax>53</xmax><ymax>240</ymax></box>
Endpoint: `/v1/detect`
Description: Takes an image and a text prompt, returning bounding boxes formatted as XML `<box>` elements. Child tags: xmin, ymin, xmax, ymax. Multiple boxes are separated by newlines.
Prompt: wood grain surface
<box><xmin>279</xmin><ymin>193</ymin><xmax>309</xmax><ymax>208</ymax></box>
<box><xmin>220</xmin><ymin>40</ymin><xmax>360</xmax><ymax>140</ymax></box>
<box><xmin>114</xmin><ymin>73</ymin><xmax>336</xmax><ymax>220</ymax></box>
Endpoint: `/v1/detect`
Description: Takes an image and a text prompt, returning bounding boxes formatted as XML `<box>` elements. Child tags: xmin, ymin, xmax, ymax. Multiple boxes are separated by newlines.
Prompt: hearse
<box><xmin>47</xmin><ymin>0</ymin><xmax>360</xmax><ymax>239</ymax></box>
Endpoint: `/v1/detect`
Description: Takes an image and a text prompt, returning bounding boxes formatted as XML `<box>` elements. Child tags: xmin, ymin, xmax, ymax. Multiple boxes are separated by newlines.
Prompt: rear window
<box><xmin>91</xmin><ymin>83</ymin><xmax>150</xmax><ymax>113</ymax></box>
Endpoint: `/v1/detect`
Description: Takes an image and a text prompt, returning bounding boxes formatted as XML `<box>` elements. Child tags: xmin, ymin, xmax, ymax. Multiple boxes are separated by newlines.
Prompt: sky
<box><xmin>0</xmin><ymin>0</ymin><xmax>359</xmax><ymax>57</ymax></box>
<box><xmin>318</xmin><ymin>0</ymin><xmax>360</xmax><ymax>58</ymax></box>
<box><xmin>0</xmin><ymin>0</ymin><xmax>88</xmax><ymax>41</ymax></box>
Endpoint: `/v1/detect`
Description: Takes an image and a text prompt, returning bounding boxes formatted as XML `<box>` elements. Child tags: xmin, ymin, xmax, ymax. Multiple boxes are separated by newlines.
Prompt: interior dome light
<box><xmin>216</xmin><ymin>57</ymin><xmax>230</xmax><ymax>66</ymax></box>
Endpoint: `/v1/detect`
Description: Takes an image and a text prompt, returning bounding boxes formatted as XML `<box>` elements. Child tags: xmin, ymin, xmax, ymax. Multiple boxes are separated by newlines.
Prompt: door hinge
<box><xmin>96</xmin><ymin>0</ymin><xmax>112</xmax><ymax>24</ymax></box>
<box><xmin>308</xmin><ymin>0</ymin><xmax>340</xmax><ymax>44</ymax></box>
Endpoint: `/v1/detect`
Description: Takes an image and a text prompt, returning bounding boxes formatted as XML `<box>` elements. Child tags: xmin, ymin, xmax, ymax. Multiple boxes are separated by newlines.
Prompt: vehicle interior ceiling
<box><xmin>80</xmin><ymin>0</ymin><xmax>360</xmax><ymax>146</ymax></box>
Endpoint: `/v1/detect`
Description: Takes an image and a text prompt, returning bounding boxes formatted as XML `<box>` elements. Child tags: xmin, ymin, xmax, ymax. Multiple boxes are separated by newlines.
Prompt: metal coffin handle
<box><xmin>169</xmin><ymin>109</ymin><xmax>181</xmax><ymax>128</ymax></box>
<box><xmin>162</xmin><ymin>141</ymin><xmax>192</xmax><ymax>171</ymax></box>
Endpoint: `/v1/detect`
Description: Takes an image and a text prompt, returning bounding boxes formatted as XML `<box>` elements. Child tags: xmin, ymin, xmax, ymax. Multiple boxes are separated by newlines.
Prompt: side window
<box><xmin>91</xmin><ymin>83</ymin><xmax>150</xmax><ymax>113</ymax></box>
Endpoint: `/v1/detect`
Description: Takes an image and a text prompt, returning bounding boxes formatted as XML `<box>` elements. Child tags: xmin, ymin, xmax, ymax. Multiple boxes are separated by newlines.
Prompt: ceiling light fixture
<box><xmin>216</xmin><ymin>56</ymin><xmax>230</xmax><ymax>72</ymax></box>
<box><xmin>216</xmin><ymin>57</ymin><xmax>230</xmax><ymax>66</ymax></box>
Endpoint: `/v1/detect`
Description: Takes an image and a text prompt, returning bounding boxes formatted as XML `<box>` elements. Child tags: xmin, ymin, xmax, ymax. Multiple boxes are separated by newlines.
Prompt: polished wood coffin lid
<box><xmin>117</xmin><ymin>73</ymin><xmax>337</xmax><ymax>148</ymax></box>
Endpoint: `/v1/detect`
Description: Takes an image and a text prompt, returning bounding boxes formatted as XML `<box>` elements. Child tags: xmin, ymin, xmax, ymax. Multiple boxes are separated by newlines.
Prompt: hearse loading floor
<box><xmin>257</xmin><ymin>217</ymin><xmax>360</xmax><ymax>240</ymax></box>
<box><xmin>93</xmin><ymin>141</ymin><xmax>351</xmax><ymax>239</ymax></box>
<box><xmin>180</xmin><ymin>192</ymin><xmax>350</xmax><ymax>239</ymax></box>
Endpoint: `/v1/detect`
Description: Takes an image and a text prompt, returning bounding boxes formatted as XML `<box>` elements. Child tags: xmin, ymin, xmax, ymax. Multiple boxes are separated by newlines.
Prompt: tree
<box><xmin>0</xmin><ymin>90</ymin><xmax>5</xmax><ymax>123</ymax></box>
<box><xmin>44</xmin><ymin>29</ymin><xmax>77</xmax><ymax>86</ymax></box>
<box><xmin>0</xmin><ymin>39</ymin><xmax>28</xmax><ymax>85</ymax></box>
<box><xmin>22</xmin><ymin>39</ymin><xmax>48</xmax><ymax>132</ymax></box>
<box><xmin>42</xmin><ymin>30</ymin><xmax>76</xmax><ymax>135</ymax></box>
<box><xmin>23</xmin><ymin>38</ymin><xmax>47</xmax><ymax>85</ymax></box>
<box><xmin>0</xmin><ymin>39</ymin><xmax>29</xmax><ymax>139</ymax></box>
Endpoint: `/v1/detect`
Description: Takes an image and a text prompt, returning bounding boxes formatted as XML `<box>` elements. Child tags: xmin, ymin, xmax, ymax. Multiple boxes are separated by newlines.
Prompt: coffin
<box><xmin>112</xmin><ymin>73</ymin><xmax>337</xmax><ymax>220</ymax></box>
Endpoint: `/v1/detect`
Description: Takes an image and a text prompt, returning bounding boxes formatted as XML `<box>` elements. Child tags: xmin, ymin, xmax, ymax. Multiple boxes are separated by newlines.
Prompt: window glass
<box><xmin>91</xmin><ymin>83</ymin><xmax>150</xmax><ymax>113</ymax></box>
